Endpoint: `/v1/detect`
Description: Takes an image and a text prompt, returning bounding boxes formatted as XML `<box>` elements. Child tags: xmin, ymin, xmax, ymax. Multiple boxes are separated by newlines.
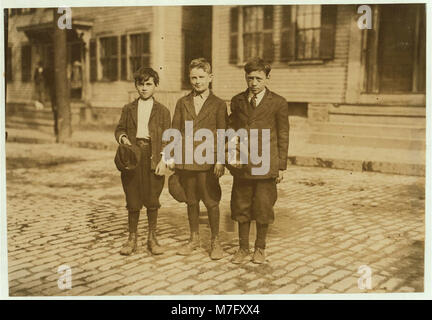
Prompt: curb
<box><xmin>7</xmin><ymin>135</ymin><xmax>425</xmax><ymax>177</ymax></box>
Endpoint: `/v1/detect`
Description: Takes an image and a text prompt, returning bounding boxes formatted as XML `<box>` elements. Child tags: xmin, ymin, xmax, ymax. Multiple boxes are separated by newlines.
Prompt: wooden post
<box><xmin>53</xmin><ymin>8</ymin><xmax>71</xmax><ymax>142</ymax></box>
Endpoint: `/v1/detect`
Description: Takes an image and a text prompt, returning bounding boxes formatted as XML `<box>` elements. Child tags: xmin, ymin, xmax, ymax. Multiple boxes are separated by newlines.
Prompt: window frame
<box><xmin>229</xmin><ymin>5</ymin><xmax>336</xmax><ymax>66</ymax></box>
<box><xmin>128</xmin><ymin>32</ymin><xmax>151</xmax><ymax>80</ymax></box>
<box><xmin>99</xmin><ymin>36</ymin><xmax>119</xmax><ymax>82</ymax></box>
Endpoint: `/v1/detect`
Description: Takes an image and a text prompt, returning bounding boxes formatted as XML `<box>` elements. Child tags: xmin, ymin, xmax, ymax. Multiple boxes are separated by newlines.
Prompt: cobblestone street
<box><xmin>5</xmin><ymin>142</ymin><xmax>425</xmax><ymax>296</ymax></box>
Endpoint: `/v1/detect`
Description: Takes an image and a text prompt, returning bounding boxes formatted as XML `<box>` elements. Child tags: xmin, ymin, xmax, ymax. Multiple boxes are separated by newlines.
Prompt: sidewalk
<box><xmin>6</xmin><ymin>142</ymin><xmax>425</xmax><ymax>295</ymax></box>
<box><xmin>5</xmin><ymin>123</ymin><xmax>425</xmax><ymax>176</ymax></box>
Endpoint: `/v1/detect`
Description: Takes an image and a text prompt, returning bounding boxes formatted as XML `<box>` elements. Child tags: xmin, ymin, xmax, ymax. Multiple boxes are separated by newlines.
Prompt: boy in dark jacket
<box><xmin>115</xmin><ymin>67</ymin><xmax>171</xmax><ymax>256</ymax></box>
<box><xmin>228</xmin><ymin>57</ymin><xmax>289</xmax><ymax>264</ymax></box>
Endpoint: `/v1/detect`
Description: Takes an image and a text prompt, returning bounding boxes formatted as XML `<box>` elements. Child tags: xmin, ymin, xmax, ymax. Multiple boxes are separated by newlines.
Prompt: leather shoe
<box><xmin>177</xmin><ymin>233</ymin><xmax>200</xmax><ymax>255</ymax></box>
<box><xmin>231</xmin><ymin>248</ymin><xmax>249</xmax><ymax>264</ymax></box>
<box><xmin>210</xmin><ymin>237</ymin><xmax>223</xmax><ymax>260</ymax></box>
<box><xmin>147</xmin><ymin>231</ymin><xmax>164</xmax><ymax>255</ymax></box>
<box><xmin>120</xmin><ymin>233</ymin><xmax>137</xmax><ymax>256</ymax></box>
<box><xmin>252</xmin><ymin>248</ymin><xmax>265</xmax><ymax>264</ymax></box>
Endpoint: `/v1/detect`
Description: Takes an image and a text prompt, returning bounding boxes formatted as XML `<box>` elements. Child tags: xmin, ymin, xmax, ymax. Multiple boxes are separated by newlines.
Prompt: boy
<box><xmin>115</xmin><ymin>67</ymin><xmax>171</xmax><ymax>256</ymax></box>
<box><xmin>171</xmin><ymin>58</ymin><xmax>228</xmax><ymax>260</ymax></box>
<box><xmin>228</xmin><ymin>57</ymin><xmax>289</xmax><ymax>264</ymax></box>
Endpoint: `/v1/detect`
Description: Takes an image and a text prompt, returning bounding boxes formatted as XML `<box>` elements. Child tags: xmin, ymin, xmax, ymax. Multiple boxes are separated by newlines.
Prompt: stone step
<box><xmin>308</xmin><ymin>132</ymin><xmax>425</xmax><ymax>151</ymax></box>
<box><xmin>310</xmin><ymin>122</ymin><xmax>425</xmax><ymax>140</ymax></box>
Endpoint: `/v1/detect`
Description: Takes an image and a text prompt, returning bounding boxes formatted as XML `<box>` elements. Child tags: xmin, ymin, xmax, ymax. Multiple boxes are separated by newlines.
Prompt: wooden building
<box><xmin>5</xmin><ymin>4</ymin><xmax>426</xmax><ymax>153</ymax></box>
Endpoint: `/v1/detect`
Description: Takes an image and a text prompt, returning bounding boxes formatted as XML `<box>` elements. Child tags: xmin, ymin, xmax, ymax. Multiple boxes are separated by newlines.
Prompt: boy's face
<box><xmin>245</xmin><ymin>70</ymin><xmax>269</xmax><ymax>95</ymax></box>
<box><xmin>135</xmin><ymin>77</ymin><xmax>156</xmax><ymax>100</ymax></box>
<box><xmin>189</xmin><ymin>67</ymin><xmax>213</xmax><ymax>93</ymax></box>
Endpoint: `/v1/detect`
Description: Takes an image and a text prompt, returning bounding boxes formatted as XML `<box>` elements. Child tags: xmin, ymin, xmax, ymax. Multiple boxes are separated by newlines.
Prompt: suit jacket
<box><xmin>228</xmin><ymin>88</ymin><xmax>289</xmax><ymax>179</ymax></box>
<box><xmin>172</xmin><ymin>91</ymin><xmax>228</xmax><ymax>171</ymax></box>
<box><xmin>114</xmin><ymin>98</ymin><xmax>171</xmax><ymax>170</ymax></box>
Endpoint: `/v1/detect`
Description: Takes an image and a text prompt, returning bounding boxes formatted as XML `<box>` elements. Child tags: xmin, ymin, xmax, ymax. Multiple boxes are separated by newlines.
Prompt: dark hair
<box><xmin>133</xmin><ymin>67</ymin><xmax>159</xmax><ymax>86</ymax></box>
<box><xmin>244</xmin><ymin>57</ymin><xmax>271</xmax><ymax>76</ymax></box>
<box><xmin>189</xmin><ymin>58</ymin><xmax>212</xmax><ymax>74</ymax></box>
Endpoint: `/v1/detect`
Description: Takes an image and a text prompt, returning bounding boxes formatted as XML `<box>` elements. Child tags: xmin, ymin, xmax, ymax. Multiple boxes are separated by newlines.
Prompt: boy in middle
<box><xmin>171</xmin><ymin>58</ymin><xmax>228</xmax><ymax>260</ymax></box>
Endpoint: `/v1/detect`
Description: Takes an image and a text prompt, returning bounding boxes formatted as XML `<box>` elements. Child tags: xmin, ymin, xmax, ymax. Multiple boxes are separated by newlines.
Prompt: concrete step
<box><xmin>310</xmin><ymin>122</ymin><xmax>425</xmax><ymax>140</ymax></box>
<box><xmin>328</xmin><ymin>114</ymin><xmax>425</xmax><ymax>125</ymax></box>
<box><xmin>328</xmin><ymin>104</ymin><xmax>426</xmax><ymax>126</ymax></box>
<box><xmin>330</xmin><ymin>105</ymin><xmax>426</xmax><ymax>117</ymax></box>
<box><xmin>308</xmin><ymin>132</ymin><xmax>425</xmax><ymax>150</ymax></box>
<box><xmin>6</xmin><ymin>117</ymin><xmax>55</xmax><ymax>134</ymax></box>
<box><xmin>10</xmin><ymin>109</ymin><xmax>55</xmax><ymax>121</ymax></box>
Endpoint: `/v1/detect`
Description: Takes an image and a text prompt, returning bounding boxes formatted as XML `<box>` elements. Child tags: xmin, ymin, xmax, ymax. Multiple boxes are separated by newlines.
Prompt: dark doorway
<box><xmin>365</xmin><ymin>4</ymin><xmax>425</xmax><ymax>93</ymax></box>
<box><xmin>182</xmin><ymin>6</ymin><xmax>212</xmax><ymax>89</ymax></box>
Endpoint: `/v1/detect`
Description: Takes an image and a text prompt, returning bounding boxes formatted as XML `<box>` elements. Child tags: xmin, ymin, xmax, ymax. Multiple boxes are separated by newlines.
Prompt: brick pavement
<box><xmin>5</xmin><ymin>142</ymin><xmax>425</xmax><ymax>296</ymax></box>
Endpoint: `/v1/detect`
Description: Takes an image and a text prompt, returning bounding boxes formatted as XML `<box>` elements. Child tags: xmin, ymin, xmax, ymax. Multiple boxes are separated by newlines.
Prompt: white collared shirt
<box><xmin>248</xmin><ymin>88</ymin><xmax>266</xmax><ymax>107</ymax></box>
<box><xmin>136</xmin><ymin>97</ymin><xmax>153</xmax><ymax>139</ymax></box>
<box><xmin>193</xmin><ymin>89</ymin><xmax>210</xmax><ymax>115</ymax></box>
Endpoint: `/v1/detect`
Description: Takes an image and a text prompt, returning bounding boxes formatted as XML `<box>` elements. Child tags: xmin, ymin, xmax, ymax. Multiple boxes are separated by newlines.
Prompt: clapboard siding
<box><xmin>212</xmin><ymin>5</ymin><xmax>353</xmax><ymax>103</ymax></box>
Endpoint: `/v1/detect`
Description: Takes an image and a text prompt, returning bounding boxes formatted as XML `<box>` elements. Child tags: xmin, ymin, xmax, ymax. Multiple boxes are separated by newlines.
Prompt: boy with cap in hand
<box><xmin>170</xmin><ymin>58</ymin><xmax>228</xmax><ymax>260</ymax></box>
<box><xmin>115</xmin><ymin>67</ymin><xmax>171</xmax><ymax>256</ymax></box>
<box><xmin>228</xmin><ymin>57</ymin><xmax>289</xmax><ymax>264</ymax></box>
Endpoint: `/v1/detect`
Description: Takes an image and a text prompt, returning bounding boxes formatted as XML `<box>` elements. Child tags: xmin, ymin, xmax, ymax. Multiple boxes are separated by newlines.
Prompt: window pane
<box><xmin>297</xmin><ymin>31</ymin><xmax>305</xmax><ymax>60</ymax></box>
<box><xmin>100</xmin><ymin>37</ymin><xmax>118</xmax><ymax>80</ymax></box>
<box><xmin>263</xmin><ymin>6</ymin><xmax>273</xmax><ymax>29</ymax></box>
<box><xmin>263</xmin><ymin>33</ymin><xmax>273</xmax><ymax>62</ymax></box>
<box><xmin>280</xmin><ymin>31</ymin><xmax>289</xmax><ymax>60</ymax></box>
<box><xmin>281</xmin><ymin>6</ymin><xmax>291</xmax><ymax>27</ymax></box>
<box><xmin>230</xmin><ymin>7</ymin><xmax>238</xmax><ymax>33</ymax></box>
<box><xmin>243</xmin><ymin>33</ymin><xmax>252</xmax><ymax>61</ymax></box>
<box><xmin>312</xmin><ymin>29</ymin><xmax>320</xmax><ymax>58</ymax></box>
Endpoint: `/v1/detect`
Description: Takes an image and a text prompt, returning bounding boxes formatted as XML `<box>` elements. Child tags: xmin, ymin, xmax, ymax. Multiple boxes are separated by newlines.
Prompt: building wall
<box><xmin>6</xmin><ymin>9</ymin><xmax>53</xmax><ymax>104</ymax></box>
<box><xmin>212</xmin><ymin>5</ymin><xmax>353</xmax><ymax>103</ymax></box>
<box><xmin>6</xmin><ymin>6</ymin><xmax>185</xmax><ymax>115</ymax></box>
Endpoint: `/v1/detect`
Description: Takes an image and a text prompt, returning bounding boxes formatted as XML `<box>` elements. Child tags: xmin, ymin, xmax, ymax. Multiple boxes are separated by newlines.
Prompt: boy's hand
<box><xmin>276</xmin><ymin>171</ymin><xmax>284</xmax><ymax>184</ymax></box>
<box><xmin>121</xmin><ymin>136</ymin><xmax>132</xmax><ymax>146</ymax></box>
<box><xmin>167</xmin><ymin>161</ymin><xmax>175</xmax><ymax>171</ymax></box>
<box><xmin>214</xmin><ymin>163</ymin><xmax>225</xmax><ymax>178</ymax></box>
<box><xmin>155</xmin><ymin>160</ymin><xmax>167</xmax><ymax>176</ymax></box>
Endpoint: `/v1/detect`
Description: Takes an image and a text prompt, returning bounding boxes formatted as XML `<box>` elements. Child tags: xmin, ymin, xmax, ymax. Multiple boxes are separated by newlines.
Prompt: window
<box><xmin>90</xmin><ymin>39</ymin><xmax>97</xmax><ymax>82</ymax></box>
<box><xmin>242</xmin><ymin>6</ymin><xmax>273</xmax><ymax>62</ymax></box>
<box><xmin>230</xmin><ymin>5</ymin><xmax>336</xmax><ymax>64</ymax></box>
<box><xmin>129</xmin><ymin>33</ymin><xmax>150</xmax><ymax>77</ymax></box>
<box><xmin>21</xmin><ymin>45</ymin><xmax>31</xmax><ymax>82</ymax></box>
<box><xmin>10</xmin><ymin>8</ymin><xmax>36</xmax><ymax>16</ymax></box>
<box><xmin>6</xmin><ymin>46</ymin><xmax>12</xmax><ymax>82</ymax></box>
<box><xmin>294</xmin><ymin>5</ymin><xmax>321</xmax><ymax>60</ymax></box>
<box><xmin>100</xmin><ymin>36</ymin><xmax>118</xmax><ymax>81</ymax></box>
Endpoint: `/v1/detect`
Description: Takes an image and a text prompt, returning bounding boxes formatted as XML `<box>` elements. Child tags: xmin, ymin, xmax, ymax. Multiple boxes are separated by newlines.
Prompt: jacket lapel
<box><xmin>195</xmin><ymin>92</ymin><xmax>216</xmax><ymax>125</ymax></box>
<box><xmin>184</xmin><ymin>92</ymin><xmax>197</xmax><ymax>120</ymax></box>
<box><xmin>148</xmin><ymin>99</ymin><xmax>159</xmax><ymax>124</ymax></box>
<box><xmin>253</xmin><ymin>88</ymin><xmax>273</xmax><ymax>117</ymax></box>
<box><xmin>130</xmin><ymin>99</ymin><xmax>139</xmax><ymax>128</ymax></box>
<box><xmin>236</xmin><ymin>90</ymin><xmax>251</xmax><ymax>118</ymax></box>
